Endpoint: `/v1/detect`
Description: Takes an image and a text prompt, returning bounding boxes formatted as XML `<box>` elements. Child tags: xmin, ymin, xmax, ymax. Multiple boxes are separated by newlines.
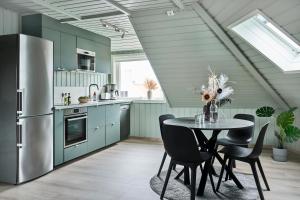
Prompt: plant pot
<box><xmin>147</xmin><ymin>90</ymin><xmax>153</xmax><ymax>99</ymax></box>
<box><xmin>272</xmin><ymin>147</ymin><xmax>288</xmax><ymax>162</ymax></box>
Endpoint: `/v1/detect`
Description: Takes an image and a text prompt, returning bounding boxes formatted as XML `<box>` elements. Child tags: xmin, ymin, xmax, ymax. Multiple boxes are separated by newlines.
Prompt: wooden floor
<box><xmin>0</xmin><ymin>138</ymin><xmax>300</xmax><ymax>200</ymax></box>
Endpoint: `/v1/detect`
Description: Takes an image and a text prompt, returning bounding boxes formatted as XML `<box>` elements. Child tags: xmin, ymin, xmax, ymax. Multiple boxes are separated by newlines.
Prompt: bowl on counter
<box><xmin>78</xmin><ymin>96</ymin><xmax>90</xmax><ymax>104</ymax></box>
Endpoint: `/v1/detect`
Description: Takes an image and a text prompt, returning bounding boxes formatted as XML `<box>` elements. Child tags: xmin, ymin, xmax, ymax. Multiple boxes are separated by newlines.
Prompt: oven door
<box><xmin>64</xmin><ymin>114</ymin><xmax>87</xmax><ymax>148</ymax></box>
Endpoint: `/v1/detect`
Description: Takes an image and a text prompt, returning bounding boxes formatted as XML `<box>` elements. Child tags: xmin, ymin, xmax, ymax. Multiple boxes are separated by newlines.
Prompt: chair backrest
<box><xmin>226</xmin><ymin>114</ymin><xmax>255</xmax><ymax>143</ymax></box>
<box><xmin>159</xmin><ymin>114</ymin><xmax>175</xmax><ymax>138</ymax></box>
<box><xmin>162</xmin><ymin>125</ymin><xmax>201</xmax><ymax>162</ymax></box>
<box><xmin>250</xmin><ymin>122</ymin><xmax>270</xmax><ymax>158</ymax></box>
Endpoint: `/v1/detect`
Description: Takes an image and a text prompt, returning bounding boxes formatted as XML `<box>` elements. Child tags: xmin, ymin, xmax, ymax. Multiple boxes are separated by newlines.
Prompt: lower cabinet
<box><xmin>105</xmin><ymin>104</ymin><xmax>121</xmax><ymax>146</ymax></box>
<box><xmin>54</xmin><ymin>110</ymin><xmax>64</xmax><ymax>166</ymax></box>
<box><xmin>87</xmin><ymin>106</ymin><xmax>106</xmax><ymax>153</ymax></box>
<box><xmin>106</xmin><ymin>122</ymin><xmax>120</xmax><ymax>146</ymax></box>
<box><xmin>64</xmin><ymin>142</ymin><xmax>87</xmax><ymax>162</ymax></box>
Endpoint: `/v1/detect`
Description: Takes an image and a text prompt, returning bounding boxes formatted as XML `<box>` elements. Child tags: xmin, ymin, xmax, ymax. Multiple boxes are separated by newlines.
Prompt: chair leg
<box><xmin>209</xmin><ymin>169</ymin><xmax>216</xmax><ymax>193</ymax></box>
<box><xmin>157</xmin><ymin>152</ymin><xmax>167</xmax><ymax>177</ymax></box>
<box><xmin>173</xmin><ymin>164</ymin><xmax>176</xmax><ymax>171</ymax></box>
<box><xmin>225</xmin><ymin>158</ymin><xmax>232</xmax><ymax>181</ymax></box>
<box><xmin>250</xmin><ymin>162</ymin><xmax>265</xmax><ymax>200</ymax></box>
<box><xmin>216</xmin><ymin>156</ymin><xmax>228</xmax><ymax>191</ymax></box>
<box><xmin>160</xmin><ymin>160</ymin><xmax>173</xmax><ymax>200</ymax></box>
<box><xmin>257</xmin><ymin>159</ymin><xmax>270</xmax><ymax>191</ymax></box>
<box><xmin>190</xmin><ymin>166</ymin><xmax>197</xmax><ymax>200</ymax></box>
<box><xmin>200</xmin><ymin>163</ymin><xmax>203</xmax><ymax>172</ymax></box>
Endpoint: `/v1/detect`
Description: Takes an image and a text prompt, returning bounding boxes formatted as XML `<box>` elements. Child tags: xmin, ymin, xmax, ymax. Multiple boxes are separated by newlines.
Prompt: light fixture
<box><xmin>121</xmin><ymin>32</ymin><xmax>125</xmax><ymax>38</ymax></box>
<box><xmin>166</xmin><ymin>9</ymin><xmax>175</xmax><ymax>16</ymax></box>
<box><xmin>114</xmin><ymin>27</ymin><xmax>120</xmax><ymax>32</ymax></box>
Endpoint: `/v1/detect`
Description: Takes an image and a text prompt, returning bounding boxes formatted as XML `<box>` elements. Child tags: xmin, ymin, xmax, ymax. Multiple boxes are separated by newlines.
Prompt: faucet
<box><xmin>89</xmin><ymin>84</ymin><xmax>99</xmax><ymax>99</ymax></box>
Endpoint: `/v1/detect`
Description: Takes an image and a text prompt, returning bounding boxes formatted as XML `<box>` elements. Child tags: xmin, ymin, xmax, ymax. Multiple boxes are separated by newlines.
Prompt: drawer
<box><xmin>64</xmin><ymin>142</ymin><xmax>87</xmax><ymax>162</ymax></box>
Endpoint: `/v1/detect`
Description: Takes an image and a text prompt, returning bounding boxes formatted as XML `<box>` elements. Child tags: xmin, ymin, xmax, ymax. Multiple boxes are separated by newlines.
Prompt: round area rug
<box><xmin>150</xmin><ymin>167</ymin><xmax>260</xmax><ymax>200</ymax></box>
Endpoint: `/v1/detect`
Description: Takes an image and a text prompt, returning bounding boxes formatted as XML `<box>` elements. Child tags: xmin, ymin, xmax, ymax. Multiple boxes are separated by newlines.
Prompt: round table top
<box><xmin>164</xmin><ymin>117</ymin><xmax>254</xmax><ymax>130</ymax></box>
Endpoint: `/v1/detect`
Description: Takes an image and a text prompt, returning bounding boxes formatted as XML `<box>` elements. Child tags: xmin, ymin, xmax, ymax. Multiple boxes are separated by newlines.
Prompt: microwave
<box><xmin>77</xmin><ymin>48</ymin><xmax>96</xmax><ymax>72</ymax></box>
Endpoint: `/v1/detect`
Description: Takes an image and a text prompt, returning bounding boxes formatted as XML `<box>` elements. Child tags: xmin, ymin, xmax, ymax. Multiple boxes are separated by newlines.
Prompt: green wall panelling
<box><xmin>54</xmin><ymin>71</ymin><xmax>108</xmax><ymax>87</ymax></box>
<box><xmin>130</xmin><ymin>103</ymin><xmax>276</xmax><ymax>145</ymax></box>
<box><xmin>54</xmin><ymin>109</ymin><xmax>64</xmax><ymax>166</ymax></box>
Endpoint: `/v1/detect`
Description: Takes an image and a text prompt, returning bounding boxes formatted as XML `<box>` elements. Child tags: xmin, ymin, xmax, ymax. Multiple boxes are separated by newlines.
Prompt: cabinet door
<box><xmin>42</xmin><ymin>28</ymin><xmax>61</xmax><ymax>70</ymax></box>
<box><xmin>77</xmin><ymin>37</ymin><xmax>95</xmax><ymax>51</ymax></box>
<box><xmin>106</xmin><ymin>122</ymin><xmax>120</xmax><ymax>146</ymax></box>
<box><xmin>60</xmin><ymin>32</ymin><xmax>77</xmax><ymax>70</ymax></box>
<box><xmin>95</xmin><ymin>42</ymin><xmax>111</xmax><ymax>73</ymax></box>
<box><xmin>105</xmin><ymin>104</ymin><xmax>120</xmax><ymax>124</ymax></box>
<box><xmin>64</xmin><ymin>142</ymin><xmax>87</xmax><ymax>162</ymax></box>
<box><xmin>54</xmin><ymin>110</ymin><xmax>64</xmax><ymax>166</ymax></box>
<box><xmin>87</xmin><ymin>106</ymin><xmax>106</xmax><ymax>152</ymax></box>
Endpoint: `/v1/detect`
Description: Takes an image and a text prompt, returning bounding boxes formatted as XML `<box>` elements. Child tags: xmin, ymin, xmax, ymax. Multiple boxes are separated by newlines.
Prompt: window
<box><xmin>229</xmin><ymin>10</ymin><xmax>300</xmax><ymax>73</ymax></box>
<box><xmin>117</xmin><ymin>60</ymin><xmax>164</xmax><ymax>99</ymax></box>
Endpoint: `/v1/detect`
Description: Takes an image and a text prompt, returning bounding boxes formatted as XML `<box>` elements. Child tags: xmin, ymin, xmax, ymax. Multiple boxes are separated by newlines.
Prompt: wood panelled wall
<box><xmin>130</xmin><ymin>6</ymin><xmax>278</xmax><ymax>108</ymax></box>
<box><xmin>199</xmin><ymin>0</ymin><xmax>300</xmax><ymax>152</ymax></box>
<box><xmin>54</xmin><ymin>71</ymin><xmax>108</xmax><ymax>87</ymax></box>
<box><xmin>0</xmin><ymin>6</ymin><xmax>18</xmax><ymax>35</ymax></box>
<box><xmin>130</xmin><ymin>103</ymin><xmax>276</xmax><ymax>145</ymax></box>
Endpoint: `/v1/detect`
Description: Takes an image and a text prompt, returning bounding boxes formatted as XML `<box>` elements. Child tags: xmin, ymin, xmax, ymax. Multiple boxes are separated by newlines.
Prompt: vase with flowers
<box><xmin>144</xmin><ymin>79</ymin><xmax>158</xmax><ymax>99</ymax></box>
<box><xmin>201</xmin><ymin>67</ymin><xmax>234</xmax><ymax>122</ymax></box>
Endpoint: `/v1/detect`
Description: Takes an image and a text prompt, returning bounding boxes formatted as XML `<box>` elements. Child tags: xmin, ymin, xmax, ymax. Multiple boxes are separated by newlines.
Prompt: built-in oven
<box><xmin>77</xmin><ymin>48</ymin><xmax>96</xmax><ymax>72</ymax></box>
<box><xmin>64</xmin><ymin>107</ymin><xmax>88</xmax><ymax>148</ymax></box>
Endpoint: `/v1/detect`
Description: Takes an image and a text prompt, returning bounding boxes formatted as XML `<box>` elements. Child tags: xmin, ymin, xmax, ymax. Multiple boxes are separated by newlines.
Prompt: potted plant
<box><xmin>256</xmin><ymin>106</ymin><xmax>300</xmax><ymax>161</ymax></box>
<box><xmin>144</xmin><ymin>79</ymin><xmax>158</xmax><ymax>99</ymax></box>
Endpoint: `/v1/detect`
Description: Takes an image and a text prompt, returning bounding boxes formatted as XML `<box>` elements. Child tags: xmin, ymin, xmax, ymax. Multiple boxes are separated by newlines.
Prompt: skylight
<box><xmin>229</xmin><ymin>10</ymin><xmax>300</xmax><ymax>73</ymax></box>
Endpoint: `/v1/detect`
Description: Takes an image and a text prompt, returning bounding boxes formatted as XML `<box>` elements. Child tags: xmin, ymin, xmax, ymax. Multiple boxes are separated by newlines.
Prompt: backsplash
<box><xmin>54</xmin><ymin>71</ymin><xmax>108</xmax><ymax>105</ymax></box>
<box><xmin>54</xmin><ymin>71</ymin><xmax>108</xmax><ymax>87</ymax></box>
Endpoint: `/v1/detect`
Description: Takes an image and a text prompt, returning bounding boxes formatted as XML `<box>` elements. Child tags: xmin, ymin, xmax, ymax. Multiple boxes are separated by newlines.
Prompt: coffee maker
<box><xmin>101</xmin><ymin>84</ymin><xmax>119</xmax><ymax>100</ymax></box>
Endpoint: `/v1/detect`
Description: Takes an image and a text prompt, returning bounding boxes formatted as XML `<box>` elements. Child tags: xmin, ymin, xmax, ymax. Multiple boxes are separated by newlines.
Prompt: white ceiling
<box><xmin>0</xmin><ymin>0</ymin><xmax>198</xmax><ymax>52</ymax></box>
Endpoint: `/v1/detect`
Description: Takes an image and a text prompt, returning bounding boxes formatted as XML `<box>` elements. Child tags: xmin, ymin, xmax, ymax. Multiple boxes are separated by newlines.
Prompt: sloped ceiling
<box><xmin>130</xmin><ymin>4</ymin><xmax>279</xmax><ymax>108</ymax></box>
<box><xmin>198</xmin><ymin>0</ymin><xmax>300</xmax><ymax>110</ymax></box>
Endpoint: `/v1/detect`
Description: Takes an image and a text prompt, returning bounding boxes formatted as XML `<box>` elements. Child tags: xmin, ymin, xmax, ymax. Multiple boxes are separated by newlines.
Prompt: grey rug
<box><xmin>150</xmin><ymin>167</ymin><xmax>260</xmax><ymax>200</ymax></box>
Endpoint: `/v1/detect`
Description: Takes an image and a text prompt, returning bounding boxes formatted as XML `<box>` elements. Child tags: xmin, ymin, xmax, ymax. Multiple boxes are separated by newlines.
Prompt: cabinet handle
<box><xmin>95</xmin><ymin>126</ymin><xmax>100</xmax><ymax>130</ymax></box>
<box><xmin>111</xmin><ymin>123</ymin><xmax>115</xmax><ymax>126</ymax></box>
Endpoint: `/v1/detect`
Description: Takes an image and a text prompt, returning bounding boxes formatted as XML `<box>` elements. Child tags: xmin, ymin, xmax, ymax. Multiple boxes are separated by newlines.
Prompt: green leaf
<box><xmin>276</xmin><ymin>111</ymin><xmax>295</xmax><ymax>128</ymax></box>
<box><xmin>288</xmin><ymin>107</ymin><xmax>298</xmax><ymax>113</ymax></box>
<box><xmin>284</xmin><ymin>125</ymin><xmax>300</xmax><ymax>143</ymax></box>
<box><xmin>256</xmin><ymin>106</ymin><xmax>275</xmax><ymax>117</ymax></box>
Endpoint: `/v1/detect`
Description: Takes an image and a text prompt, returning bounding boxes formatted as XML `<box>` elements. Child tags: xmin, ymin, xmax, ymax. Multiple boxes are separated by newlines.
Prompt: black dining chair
<box><xmin>160</xmin><ymin>125</ymin><xmax>213</xmax><ymax>200</ymax></box>
<box><xmin>216</xmin><ymin>122</ymin><xmax>270</xmax><ymax>200</ymax></box>
<box><xmin>157</xmin><ymin>114</ymin><xmax>175</xmax><ymax>177</ymax></box>
<box><xmin>215</xmin><ymin>114</ymin><xmax>255</xmax><ymax>178</ymax></box>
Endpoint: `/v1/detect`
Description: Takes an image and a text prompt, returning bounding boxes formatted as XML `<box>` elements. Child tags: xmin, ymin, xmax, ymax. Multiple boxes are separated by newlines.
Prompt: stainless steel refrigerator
<box><xmin>0</xmin><ymin>34</ymin><xmax>53</xmax><ymax>184</ymax></box>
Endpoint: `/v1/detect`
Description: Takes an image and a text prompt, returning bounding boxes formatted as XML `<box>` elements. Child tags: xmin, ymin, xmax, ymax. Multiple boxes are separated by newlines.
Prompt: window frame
<box><xmin>228</xmin><ymin>9</ymin><xmax>300</xmax><ymax>73</ymax></box>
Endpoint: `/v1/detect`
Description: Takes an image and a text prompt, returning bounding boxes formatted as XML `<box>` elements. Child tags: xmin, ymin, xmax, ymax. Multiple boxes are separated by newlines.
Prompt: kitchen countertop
<box><xmin>54</xmin><ymin>99</ymin><xmax>132</xmax><ymax>110</ymax></box>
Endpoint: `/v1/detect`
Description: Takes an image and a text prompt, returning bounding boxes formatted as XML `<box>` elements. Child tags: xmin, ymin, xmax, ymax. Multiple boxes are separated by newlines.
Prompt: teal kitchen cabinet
<box><xmin>77</xmin><ymin>37</ymin><xmax>96</xmax><ymax>52</ymax></box>
<box><xmin>64</xmin><ymin>142</ymin><xmax>87</xmax><ymax>162</ymax></box>
<box><xmin>87</xmin><ymin>106</ymin><xmax>106</xmax><ymax>152</ymax></box>
<box><xmin>105</xmin><ymin>104</ymin><xmax>120</xmax><ymax>145</ymax></box>
<box><xmin>95</xmin><ymin>42</ymin><xmax>111</xmax><ymax>73</ymax></box>
<box><xmin>42</xmin><ymin>28</ymin><xmax>61</xmax><ymax>70</ymax></box>
<box><xmin>54</xmin><ymin>110</ymin><xmax>64</xmax><ymax>166</ymax></box>
<box><xmin>60</xmin><ymin>32</ymin><xmax>77</xmax><ymax>71</ymax></box>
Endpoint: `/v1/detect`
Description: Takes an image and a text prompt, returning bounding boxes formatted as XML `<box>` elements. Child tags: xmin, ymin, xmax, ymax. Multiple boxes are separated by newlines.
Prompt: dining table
<box><xmin>163</xmin><ymin>117</ymin><xmax>254</xmax><ymax>196</ymax></box>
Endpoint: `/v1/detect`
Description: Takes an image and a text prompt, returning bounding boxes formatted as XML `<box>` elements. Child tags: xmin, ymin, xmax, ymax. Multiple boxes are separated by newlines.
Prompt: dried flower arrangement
<box><xmin>144</xmin><ymin>79</ymin><xmax>158</xmax><ymax>90</ymax></box>
<box><xmin>201</xmin><ymin>67</ymin><xmax>234</xmax><ymax>107</ymax></box>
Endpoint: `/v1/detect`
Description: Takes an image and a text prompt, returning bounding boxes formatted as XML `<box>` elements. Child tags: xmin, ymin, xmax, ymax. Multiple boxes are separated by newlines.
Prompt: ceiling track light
<box><xmin>100</xmin><ymin>19</ymin><xmax>128</xmax><ymax>39</ymax></box>
<box><xmin>121</xmin><ymin>32</ymin><xmax>125</xmax><ymax>38</ymax></box>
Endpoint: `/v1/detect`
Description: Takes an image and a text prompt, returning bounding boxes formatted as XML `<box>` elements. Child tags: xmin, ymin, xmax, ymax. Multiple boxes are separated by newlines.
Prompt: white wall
<box><xmin>0</xmin><ymin>6</ymin><xmax>19</xmax><ymax>35</ymax></box>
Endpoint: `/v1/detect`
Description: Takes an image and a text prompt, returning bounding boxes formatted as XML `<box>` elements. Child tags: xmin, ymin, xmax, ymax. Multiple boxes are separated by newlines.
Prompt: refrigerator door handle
<box><xmin>17</xmin><ymin>89</ymin><xmax>24</xmax><ymax>116</ymax></box>
<box><xmin>17</xmin><ymin>120</ymin><xmax>23</xmax><ymax>148</ymax></box>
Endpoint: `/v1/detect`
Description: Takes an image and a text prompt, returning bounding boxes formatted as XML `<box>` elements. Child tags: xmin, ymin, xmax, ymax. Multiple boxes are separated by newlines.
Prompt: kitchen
<box><xmin>0</xmin><ymin>1</ymin><xmax>300</xmax><ymax>200</ymax></box>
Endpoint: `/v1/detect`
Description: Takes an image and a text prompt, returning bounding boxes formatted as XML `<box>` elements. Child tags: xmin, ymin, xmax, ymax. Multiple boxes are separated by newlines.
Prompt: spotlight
<box><xmin>115</xmin><ymin>27</ymin><xmax>120</xmax><ymax>32</ymax></box>
<box><xmin>102</xmin><ymin>23</ymin><xmax>108</xmax><ymax>28</ymax></box>
<box><xmin>121</xmin><ymin>32</ymin><xmax>125</xmax><ymax>38</ymax></box>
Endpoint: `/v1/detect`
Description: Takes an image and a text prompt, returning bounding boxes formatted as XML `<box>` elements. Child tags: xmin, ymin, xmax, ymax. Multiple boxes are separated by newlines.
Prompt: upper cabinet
<box><xmin>60</xmin><ymin>32</ymin><xmax>77</xmax><ymax>71</ymax></box>
<box><xmin>22</xmin><ymin>14</ymin><xmax>112</xmax><ymax>73</ymax></box>
<box><xmin>77</xmin><ymin>37</ymin><xmax>95</xmax><ymax>52</ymax></box>
<box><xmin>42</xmin><ymin>28</ymin><xmax>61</xmax><ymax>70</ymax></box>
<box><xmin>95</xmin><ymin>42</ymin><xmax>111</xmax><ymax>74</ymax></box>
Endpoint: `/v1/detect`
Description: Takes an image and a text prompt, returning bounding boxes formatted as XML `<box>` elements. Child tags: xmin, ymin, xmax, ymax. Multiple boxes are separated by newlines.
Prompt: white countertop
<box><xmin>54</xmin><ymin>99</ymin><xmax>132</xmax><ymax>110</ymax></box>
